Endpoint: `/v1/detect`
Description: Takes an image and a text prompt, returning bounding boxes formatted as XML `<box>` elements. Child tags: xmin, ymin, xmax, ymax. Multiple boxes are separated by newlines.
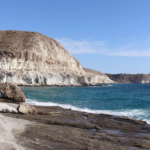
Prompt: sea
<box><xmin>20</xmin><ymin>84</ymin><xmax>150</xmax><ymax>124</ymax></box>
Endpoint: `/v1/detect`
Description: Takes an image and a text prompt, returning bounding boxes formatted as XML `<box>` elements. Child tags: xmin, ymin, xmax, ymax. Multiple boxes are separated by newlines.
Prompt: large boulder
<box><xmin>0</xmin><ymin>82</ymin><xmax>25</xmax><ymax>102</ymax></box>
<box><xmin>17</xmin><ymin>103</ymin><xmax>38</xmax><ymax>115</ymax></box>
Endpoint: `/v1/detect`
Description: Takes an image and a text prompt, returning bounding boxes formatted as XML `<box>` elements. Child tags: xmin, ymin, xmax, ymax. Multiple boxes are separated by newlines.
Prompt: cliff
<box><xmin>106</xmin><ymin>73</ymin><xmax>150</xmax><ymax>83</ymax></box>
<box><xmin>0</xmin><ymin>30</ymin><xmax>113</xmax><ymax>86</ymax></box>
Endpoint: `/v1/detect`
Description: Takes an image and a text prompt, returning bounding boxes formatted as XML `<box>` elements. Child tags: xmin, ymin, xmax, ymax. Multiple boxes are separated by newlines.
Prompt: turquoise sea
<box><xmin>21</xmin><ymin>84</ymin><xmax>150</xmax><ymax>123</ymax></box>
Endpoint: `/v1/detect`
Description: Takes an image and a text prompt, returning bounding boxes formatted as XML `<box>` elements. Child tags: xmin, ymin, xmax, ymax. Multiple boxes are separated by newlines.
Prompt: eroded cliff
<box><xmin>0</xmin><ymin>30</ymin><xmax>113</xmax><ymax>86</ymax></box>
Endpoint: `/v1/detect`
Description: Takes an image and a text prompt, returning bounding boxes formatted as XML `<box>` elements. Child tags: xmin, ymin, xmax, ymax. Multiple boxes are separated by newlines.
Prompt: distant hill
<box><xmin>106</xmin><ymin>73</ymin><xmax>150</xmax><ymax>83</ymax></box>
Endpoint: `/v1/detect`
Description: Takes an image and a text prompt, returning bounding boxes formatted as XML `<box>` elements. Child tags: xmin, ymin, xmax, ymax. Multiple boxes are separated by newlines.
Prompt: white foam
<box><xmin>90</xmin><ymin>84</ymin><xmax>112</xmax><ymax>87</ymax></box>
<box><xmin>26</xmin><ymin>99</ymin><xmax>150</xmax><ymax>124</ymax></box>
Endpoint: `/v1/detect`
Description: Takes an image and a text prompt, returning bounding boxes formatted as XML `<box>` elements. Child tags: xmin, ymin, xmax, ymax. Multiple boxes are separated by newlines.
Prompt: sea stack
<box><xmin>0</xmin><ymin>30</ymin><xmax>113</xmax><ymax>86</ymax></box>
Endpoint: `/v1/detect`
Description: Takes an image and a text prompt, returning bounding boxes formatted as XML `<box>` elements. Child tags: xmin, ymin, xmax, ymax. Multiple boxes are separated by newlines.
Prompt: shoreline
<box><xmin>1</xmin><ymin>97</ymin><xmax>149</xmax><ymax>124</ymax></box>
<box><xmin>26</xmin><ymin>99</ymin><xmax>150</xmax><ymax>125</ymax></box>
<box><xmin>1</xmin><ymin>100</ymin><xmax>150</xmax><ymax>150</ymax></box>
<box><xmin>18</xmin><ymin>83</ymin><xmax>111</xmax><ymax>87</ymax></box>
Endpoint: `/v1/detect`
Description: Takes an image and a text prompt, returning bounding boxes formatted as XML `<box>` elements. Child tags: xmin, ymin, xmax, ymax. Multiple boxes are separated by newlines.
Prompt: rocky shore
<box><xmin>0</xmin><ymin>81</ymin><xmax>149</xmax><ymax>150</ymax></box>
<box><xmin>0</xmin><ymin>98</ymin><xmax>150</xmax><ymax>150</ymax></box>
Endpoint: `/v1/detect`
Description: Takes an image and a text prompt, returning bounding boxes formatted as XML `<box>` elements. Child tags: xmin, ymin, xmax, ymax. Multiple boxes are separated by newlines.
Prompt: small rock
<box><xmin>17</xmin><ymin>103</ymin><xmax>38</xmax><ymax>115</ymax></box>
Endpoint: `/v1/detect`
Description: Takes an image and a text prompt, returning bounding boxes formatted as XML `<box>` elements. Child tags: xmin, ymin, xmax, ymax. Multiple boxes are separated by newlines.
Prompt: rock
<box><xmin>0</xmin><ymin>82</ymin><xmax>25</xmax><ymax>102</ymax></box>
<box><xmin>0</xmin><ymin>102</ymin><xmax>18</xmax><ymax>113</ymax></box>
<box><xmin>79</xmin><ymin>76</ymin><xmax>89</xmax><ymax>86</ymax></box>
<box><xmin>17</xmin><ymin>103</ymin><xmax>38</xmax><ymax>115</ymax></box>
<box><xmin>3</xmin><ymin>105</ymin><xmax>150</xmax><ymax>150</ymax></box>
<box><xmin>83</xmin><ymin>68</ymin><xmax>113</xmax><ymax>85</ymax></box>
<box><xmin>0</xmin><ymin>30</ymin><xmax>114</xmax><ymax>86</ymax></box>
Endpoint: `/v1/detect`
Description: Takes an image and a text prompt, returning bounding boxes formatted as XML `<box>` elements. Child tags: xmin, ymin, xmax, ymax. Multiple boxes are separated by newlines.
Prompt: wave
<box><xmin>26</xmin><ymin>98</ymin><xmax>150</xmax><ymax>124</ymax></box>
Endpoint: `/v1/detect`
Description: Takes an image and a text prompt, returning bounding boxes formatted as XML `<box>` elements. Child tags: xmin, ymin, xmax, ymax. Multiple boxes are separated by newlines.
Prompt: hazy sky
<box><xmin>1</xmin><ymin>0</ymin><xmax>150</xmax><ymax>74</ymax></box>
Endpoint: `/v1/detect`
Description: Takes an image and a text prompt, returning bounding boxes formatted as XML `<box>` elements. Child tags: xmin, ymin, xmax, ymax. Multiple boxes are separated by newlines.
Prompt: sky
<box><xmin>0</xmin><ymin>0</ymin><xmax>150</xmax><ymax>74</ymax></box>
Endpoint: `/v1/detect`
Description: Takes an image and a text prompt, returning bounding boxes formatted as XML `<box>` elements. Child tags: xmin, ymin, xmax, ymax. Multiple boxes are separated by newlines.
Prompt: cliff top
<box><xmin>0</xmin><ymin>30</ymin><xmax>81</xmax><ymax>66</ymax></box>
<box><xmin>0</xmin><ymin>30</ymin><xmax>62</xmax><ymax>50</ymax></box>
<box><xmin>0</xmin><ymin>30</ymin><xmax>68</xmax><ymax>57</ymax></box>
<box><xmin>83</xmin><ymin>68</ymin><xmax>104</xmax><ymax>75</ymax></box>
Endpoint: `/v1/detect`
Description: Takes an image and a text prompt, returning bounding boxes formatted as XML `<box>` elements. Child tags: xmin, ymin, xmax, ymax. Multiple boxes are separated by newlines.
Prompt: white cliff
<box><xmin>0</xmin><ymin>30</ymin><xmax>113</xmax><ymax>86</ymax></box>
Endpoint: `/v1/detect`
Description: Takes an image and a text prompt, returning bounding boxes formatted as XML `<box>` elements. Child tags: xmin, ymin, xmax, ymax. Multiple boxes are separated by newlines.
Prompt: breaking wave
<box><xmin>26</xmin><ymin>98</ymin><xmax>150</xmax><ymax>124</ymax></box>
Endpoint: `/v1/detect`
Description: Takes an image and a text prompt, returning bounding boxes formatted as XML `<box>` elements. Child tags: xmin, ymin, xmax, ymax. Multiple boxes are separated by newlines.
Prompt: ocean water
<box><xmin>20</xmin><ymin>84</ymin><xmax>150</xmax><ymax>123</ymax></box>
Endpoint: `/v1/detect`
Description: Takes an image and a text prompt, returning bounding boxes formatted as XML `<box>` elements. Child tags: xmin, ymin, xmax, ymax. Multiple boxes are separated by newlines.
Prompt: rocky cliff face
<box><xmin>106</xmin><ymin>73</ymin><xmax>150</xmax><ymax>83</ymax></box>
<box><xmin>0</xmin><ymin>30</ymin><xmax>113</xmax><ymax>86</ymax></box>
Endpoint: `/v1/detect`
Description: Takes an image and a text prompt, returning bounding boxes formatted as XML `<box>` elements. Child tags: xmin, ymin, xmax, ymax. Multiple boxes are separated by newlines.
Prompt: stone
<box><xmin>0</xmin><ymin>102</ymin><xmax>18</xmax><ymax>113</ymax></box>
<box><xmin>17</xmin><ymin>103</ymin><xmax>38</xmax><ymax>115</ymax></box>
<box><xmin>0</xmin><ymin>82</ymin><xmax>25</xmax><ymax>102</ymax></box>
<box><xmin>79</xmin><ymin>76</ymin><xmax>89</xmax><ymax>86</ymax></box>
<box><xmin>0</xmin><ymin>30</ymin><xmax>114</xmax><ymax>86</ymax></box>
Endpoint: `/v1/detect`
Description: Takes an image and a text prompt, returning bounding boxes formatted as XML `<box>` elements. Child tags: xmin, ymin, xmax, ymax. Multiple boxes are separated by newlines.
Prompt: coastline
<box><xmin>18</xmin><ymin>83</ymin><xmax>111</xmax><ymax>87</ymax></box>
<box><xmin>1</xmin><ymin>100</ymin><xmax>150</xmax><ymax>150</ymax></box>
